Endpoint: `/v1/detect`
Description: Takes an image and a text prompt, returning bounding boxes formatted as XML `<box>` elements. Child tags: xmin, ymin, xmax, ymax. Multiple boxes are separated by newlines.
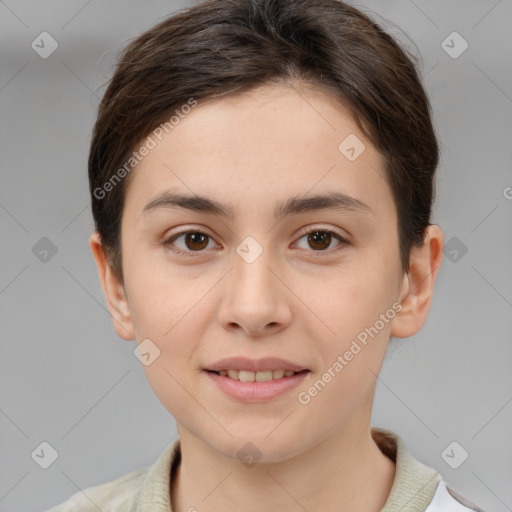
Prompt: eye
<box><xmin>163</xmin><ymin>226</ymin><xmax>349</xmax><ymax>258</ymax></box>
<box><xmin>163</xmin><ymin>230</ymin><xmax>218</xmax><ymax>257</ymax></box>
<box><xmin>294</xmin><ymin>227</ymin><xmax>349</xmax><ymax>253</ymax></box>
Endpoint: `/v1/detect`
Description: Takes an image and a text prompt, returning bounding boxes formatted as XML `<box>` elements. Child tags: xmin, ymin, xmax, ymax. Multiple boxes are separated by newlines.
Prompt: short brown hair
<box><xmin>89</xmin><ymin>0</ymin><xmax>439</xmax><ymax>283</ymax></box>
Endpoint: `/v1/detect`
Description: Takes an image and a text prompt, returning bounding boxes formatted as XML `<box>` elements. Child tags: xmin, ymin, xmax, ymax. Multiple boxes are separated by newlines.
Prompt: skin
<box><xmin>90</xmin><ymin>81</ymin><xmax>443</xmax><ymax>512</ymax></box>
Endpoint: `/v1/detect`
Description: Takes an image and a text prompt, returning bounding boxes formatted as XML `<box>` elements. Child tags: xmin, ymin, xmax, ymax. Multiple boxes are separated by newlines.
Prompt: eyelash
<box><xmin>163</xmin><ymin>226</ymin><xmax>350</xmax><ymax>258</ymax></box>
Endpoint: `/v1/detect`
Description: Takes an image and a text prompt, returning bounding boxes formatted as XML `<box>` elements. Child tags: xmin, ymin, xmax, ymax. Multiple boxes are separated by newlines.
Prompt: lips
<box><xmin>205</xmin><ymin>356</ymin><xmax>308</xmax><ymax>373</ymax></box>
<box><xmin>203</xmin><ymin>357</ymin><xmax>310</xmax><ymax>402</ymax></box>
<box><xmin>205</xmin><ymin>368</ymin><xmax>310</xmax><ymax>402</ymax></box>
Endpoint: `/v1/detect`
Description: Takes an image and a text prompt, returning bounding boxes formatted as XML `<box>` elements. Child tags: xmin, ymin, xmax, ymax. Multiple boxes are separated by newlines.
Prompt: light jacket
<box><xmin>46</xmin><ymin>427</ymin><xmax>486</xmax><ymax>512</ymax></box>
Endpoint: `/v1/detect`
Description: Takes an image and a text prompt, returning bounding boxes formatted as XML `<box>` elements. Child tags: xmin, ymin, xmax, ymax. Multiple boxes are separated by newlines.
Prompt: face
<box><xmin>96</xmin><ymin>82</ymin><xmax>429</xmax><ymax>463</ymax></box>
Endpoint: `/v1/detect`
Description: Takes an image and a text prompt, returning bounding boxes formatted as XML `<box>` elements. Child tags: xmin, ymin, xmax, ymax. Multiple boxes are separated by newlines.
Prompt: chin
<box><xmin>214</xmin><ymin>428</ymin><xmax>309</xmax><ymax>465</ymax></box>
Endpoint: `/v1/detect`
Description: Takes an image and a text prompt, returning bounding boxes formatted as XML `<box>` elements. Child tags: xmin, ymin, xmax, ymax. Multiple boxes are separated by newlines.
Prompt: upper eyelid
<box><xmin>165</xmin><ymin>225</ymin><xmax>217</xmax><ymax>243</ymax></box>
<box><xmin>296</xmin><ymin>225</ymin><xmax>348</xmax><ymax>239</ymax></box>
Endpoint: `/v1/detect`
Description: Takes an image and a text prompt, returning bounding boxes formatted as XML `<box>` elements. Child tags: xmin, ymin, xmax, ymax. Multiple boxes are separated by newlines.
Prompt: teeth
<box><xmin>256</xmin><ymin>371</ymin><xmax>273</xmax><ymax>382</ymax></box>
<box><xmin>239</xmin><ymin>370</ymin><xmax>255</xmax><ymax>382</ymax></box>
<box><xmin>217</xmin><ymin>369</ymin><xmax>298</xmax><ymax>381</ymax></box>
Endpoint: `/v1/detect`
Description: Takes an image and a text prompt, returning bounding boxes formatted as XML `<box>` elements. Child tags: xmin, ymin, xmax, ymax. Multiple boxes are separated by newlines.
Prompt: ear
<box><xmin>390</xmin><ymin>224</ymin><xmax>444</xmax><ymax>338</ymax></box>
<box><xmin>89</xmin><ymin>231</ymin><xmax>135</xmax><ymax>341</ymax></box>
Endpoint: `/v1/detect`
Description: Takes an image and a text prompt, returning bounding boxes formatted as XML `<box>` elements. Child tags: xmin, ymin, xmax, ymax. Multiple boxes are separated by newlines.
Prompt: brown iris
<box><xmin>184</xmin><ymin>232</ymin><xmax>209</xmax><ymax>251</ymax></box>
<box><xmin>307</xmin><ymin>231</ymin><xmax>333</xmax><ymax>251</ymax></box>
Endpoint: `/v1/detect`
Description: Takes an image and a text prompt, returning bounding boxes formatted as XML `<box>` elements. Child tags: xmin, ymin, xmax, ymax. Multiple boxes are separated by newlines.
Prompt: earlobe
<box><xmin>89</xmin><ymin>232</ymin><xmax>135</xmax><ymax>341</ymax></box>
<box><xmin>390</xmin><ymin>224</ymin><xmax>444</xmax><ymax>339</ymax></box>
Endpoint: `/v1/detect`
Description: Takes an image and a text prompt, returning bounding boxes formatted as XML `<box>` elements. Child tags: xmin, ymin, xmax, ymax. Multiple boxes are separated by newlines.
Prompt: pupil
<box><xmin>186</xmin><ymin>232</ymin><xmax>208</xmax><ymax>250</ymax></box>
<box><xmin>308</xmin><ymin>231</ymin><xmax>331</xmax><ymax>250</ymax></box>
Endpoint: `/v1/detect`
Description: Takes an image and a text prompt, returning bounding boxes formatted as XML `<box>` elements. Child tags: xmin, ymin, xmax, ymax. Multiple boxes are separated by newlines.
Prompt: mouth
<box><xmin>206</xmin><ymin>369</ymin><xmax>308</xmax><ymax>382</ymax></box>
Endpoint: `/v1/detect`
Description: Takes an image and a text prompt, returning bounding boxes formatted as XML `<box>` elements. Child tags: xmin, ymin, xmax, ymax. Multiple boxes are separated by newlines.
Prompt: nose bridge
<box><xmin>217</xmin><ymin>235</ymin><xmax>291</xmax><ymax>334</ymax></box>
<box><xmin>234</xmin><ymin>242</ymin><xmax>272</xmax><ymax>295</ymax></box>
<box><xmin>231</xmin><ymin>237</ymin><xmax>278</xmax><ymax>306</ymax></box>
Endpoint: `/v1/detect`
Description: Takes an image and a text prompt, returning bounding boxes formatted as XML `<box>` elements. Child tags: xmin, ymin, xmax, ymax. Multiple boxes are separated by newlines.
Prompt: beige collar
<box><xmin>136</xmin><ymin>427</ymin><xmax>441</xmax><ymax>512</ymax></box>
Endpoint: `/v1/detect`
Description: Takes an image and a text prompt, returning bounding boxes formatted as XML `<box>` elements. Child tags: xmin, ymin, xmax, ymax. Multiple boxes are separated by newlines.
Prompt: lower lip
<box><xmin>204</xmin><ymin>370</ymin><xmax>310</xmax><ymax>403</ymax></box>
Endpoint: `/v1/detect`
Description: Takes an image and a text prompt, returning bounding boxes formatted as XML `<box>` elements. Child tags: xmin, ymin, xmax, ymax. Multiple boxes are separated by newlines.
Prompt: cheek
<box><xmin>124</xmin><ymin>250</ymin><xmax>209</xmax><ymax>338</ymax></box>
<box><xmin>301</xmin><ymin>253</ymin><xmax>399</xmax><ymax>393</ymax></box>
<box><xmin>297</xmin><ymin>296</ymin><xmax>395</xmax><ymax>428</ymax></box>
<box><xmin>304</xmin><ymin>259</ymin><xmax>399</xmax><ymax>343</ymax></box>
<box><xmin>124</xmin><ymin>267</ymin><xmax>207</xmax><ymax>404</ymax></box>
<box><xmin>133</xmin><ymin>300</ymin><xmax>207</xmax><ymax>423</ymax></box>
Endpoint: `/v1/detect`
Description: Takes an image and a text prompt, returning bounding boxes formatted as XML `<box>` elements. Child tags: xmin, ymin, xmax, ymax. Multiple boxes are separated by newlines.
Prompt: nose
<box><xmin>217</xmin><ymin>244</ymin><xmax>292</xmax><ymax>337</ymax></box>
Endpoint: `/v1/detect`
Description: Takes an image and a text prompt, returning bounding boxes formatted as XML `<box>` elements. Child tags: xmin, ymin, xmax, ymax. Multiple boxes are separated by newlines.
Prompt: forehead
<box><xmin>123</xmin><ymin>82</ymin><xmax>393</xmax><ymax>220</ymax></box>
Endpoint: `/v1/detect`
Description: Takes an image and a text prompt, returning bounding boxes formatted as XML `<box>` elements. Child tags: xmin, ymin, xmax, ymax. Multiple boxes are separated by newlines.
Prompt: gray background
<box><xmin>1</xmin><ymin>1</ymin><xmax>511</xmax><ymax>511</ymax></box>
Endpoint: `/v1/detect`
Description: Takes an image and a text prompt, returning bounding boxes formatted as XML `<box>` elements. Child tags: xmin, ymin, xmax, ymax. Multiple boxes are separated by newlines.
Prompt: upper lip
<box><xmin>205</xmin><ymin>357</ymin><xmax>308</xmax><ymax>373</ymax></box>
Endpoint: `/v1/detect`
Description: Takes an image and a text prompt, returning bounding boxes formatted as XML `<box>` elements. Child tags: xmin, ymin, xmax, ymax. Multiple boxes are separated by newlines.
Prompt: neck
<box><xmin>171</xmin><ymin>421</ymin><xmax>395</xmax><ymax>512</ymax></box>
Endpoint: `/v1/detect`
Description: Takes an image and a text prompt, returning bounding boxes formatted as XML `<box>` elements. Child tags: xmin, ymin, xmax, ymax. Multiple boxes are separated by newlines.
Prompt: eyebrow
<box><xmin>143</xmin><ymin>190</ymin><xmax>372</xmax><ymax>220</ymax></box>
